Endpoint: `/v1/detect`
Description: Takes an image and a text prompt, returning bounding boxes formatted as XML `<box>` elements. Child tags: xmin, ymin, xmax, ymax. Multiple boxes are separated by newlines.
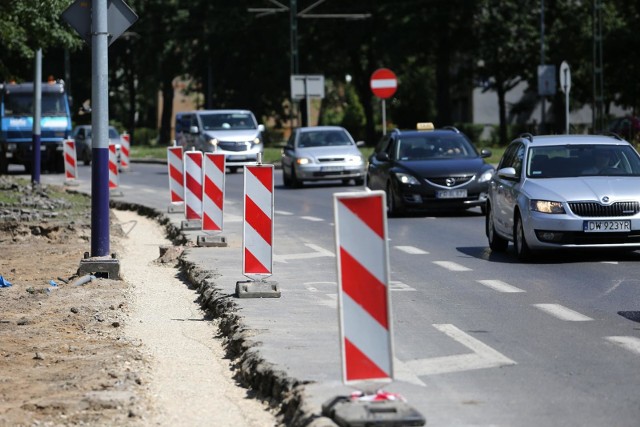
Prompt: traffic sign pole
<box><xmin>560</xmin><ymin>61</ymin><xmax>571</xmax><ymax>134</ymax></box>
<box><xmin>370</xmin><ymin>68</ymin><xmax>397</xmax><ymax>136</ymax></box>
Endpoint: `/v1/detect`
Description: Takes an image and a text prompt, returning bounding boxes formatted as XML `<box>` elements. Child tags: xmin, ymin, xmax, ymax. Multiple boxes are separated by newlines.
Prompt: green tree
<box><xmin>0</xmin><ymin>0</ymin><xmax>81</xmax><ymax>79</ymax></box>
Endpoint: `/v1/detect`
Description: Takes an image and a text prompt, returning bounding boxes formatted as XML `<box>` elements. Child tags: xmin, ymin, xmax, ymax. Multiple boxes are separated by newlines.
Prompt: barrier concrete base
<box><xmin>321</xmin><ymin>396</ymin><xmax>426</xmax><ymax>427</ymax></box>
<box><xmin>181</xmin><ymin>219</ymin><xmax>202</xmax><ymax>230</ymax></box>
<box><xmin>168</xmin><ymin>203</ymin><xmax>184</xmax><ymax>213</ymax></box>
<box><xmin>77</xmin><ymin>252</ymin><xmax>121</xmax><ymax>280</ymax></box>
<box><xmin>197</xmin><ymin>235</ymin><xmax>228</xmax><ymax>247</ymax></box>
<box><xmin>235</xmin><ymin>280</ymin><xmax>281</xmax><ymax>298</ymax></box>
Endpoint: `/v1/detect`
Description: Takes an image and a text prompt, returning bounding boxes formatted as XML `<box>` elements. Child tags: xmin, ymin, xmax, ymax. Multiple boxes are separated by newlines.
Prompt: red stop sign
<box><xmin>370</xmin><ymin>68</ymin><xmax>397</xmax><ymax>99</ymax></box>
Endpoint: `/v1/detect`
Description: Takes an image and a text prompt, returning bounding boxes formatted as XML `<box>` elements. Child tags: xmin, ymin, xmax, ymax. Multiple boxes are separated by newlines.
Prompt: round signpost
<box><xmin>559</xmin><ymin>61</ymin><xmax>571</xmax><ymax>134</ymax></box>
<box><xmin>370</xmin><ymin>68</ymin><xmax>397</xmax><ymax>135</ymax></box>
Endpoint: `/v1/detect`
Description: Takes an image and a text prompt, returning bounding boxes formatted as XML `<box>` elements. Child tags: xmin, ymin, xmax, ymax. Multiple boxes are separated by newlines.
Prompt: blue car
<box><xmin>366</xmin><ymin>123</ymin><xmax>494</xmax><ymax>216</ymax></box>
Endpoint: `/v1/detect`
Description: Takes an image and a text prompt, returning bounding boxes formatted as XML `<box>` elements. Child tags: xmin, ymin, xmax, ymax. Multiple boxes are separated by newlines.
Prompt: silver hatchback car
<box><xmin>281</xmin><ymin>126</ymin><xmax>365</xmax><ymax>187</ymax></box>
<box><xmin>486</xmin><ymin>134</ymin><xmax>640</xmax><ymax>260</ymax></box>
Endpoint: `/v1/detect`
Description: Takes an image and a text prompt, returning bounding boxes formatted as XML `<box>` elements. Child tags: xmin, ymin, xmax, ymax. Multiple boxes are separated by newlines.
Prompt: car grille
<box><xmin>318</xmin><ymin>157</ymin><xmax>346</xmax><ymax>162</ymax></box>
<box><xmin>426</xmin><ymin>175</ymin><xmax>474</xmax><ymax>187</ymax></box>
<box><xmin>217</xmin><ymin>141</ymin><xmax>249</xmax><ymax>152</ymax></box>
<box><xmin>568</xmin><ymin>201</ymin><xmax>640</xmax><ymax>217</ymax></box>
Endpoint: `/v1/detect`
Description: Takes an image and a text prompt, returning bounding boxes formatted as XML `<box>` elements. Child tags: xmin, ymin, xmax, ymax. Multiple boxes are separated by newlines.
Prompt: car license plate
<box><xmin>583</xmin><ymin>220</ymin><xmax>631</xmax><ymax>233</ymax></box>
<box><xmin>321</xmin><ymin>166</ymin><xmax>343</xmax><ymax>172</ymax></box>
<box><xmin>436</xmin><ymin>189</ymin><xmax>467</xmax><ymax>199</ymax></box>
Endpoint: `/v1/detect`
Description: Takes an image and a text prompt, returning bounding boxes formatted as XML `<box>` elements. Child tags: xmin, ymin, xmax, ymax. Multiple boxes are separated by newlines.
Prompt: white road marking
<box><xmin>274</xmin><ymin>243</ymin><xmax>334</xmax><ymax>263</ymax></box>
<box><xmin>533</xmin><ymin>304</ymin><xmax>593</xmax><ymax>321</ymax></box>
<box><xmin>275</xmin><ymin>210</ymin><xmax>293</xmax><ymax>215</ymax></box>
<box><xmin>141</xmin><ymin>188</ymin><xmax>155</xmax><ymax>193</ymax></box>
<box><xmin>606</xmin><ymin>336</ymin><xmax>640</xmax><ymax>356</ymax></box>
<box><xmin>224</xmin><ymin>213</ymin><xmax>243</xmax><ymax>223</ymax></box>
<box><xmin>404</xmin><ymin>324</ymin><xmax>516</xmax><ymax>376</ymax></box>
<box><xmin>433</xmin><ymin>261</ymin><xmax>472</xmax><ymax>272</ymax></box>
<box><xmin>477</xmin><ymin>279</ymin><xmax>525</xmax><ymax>293</ymax></box>
<box><xmin>394</xmin><ymin>246</ymin><xmax>429</xmax><ymax>255</ymax></box>
<box><xmin>300</xmin><ymin>216</ymin><xmax>324</xmax><ymax>222</ymax></box>
<box><xmin>389</xmin><ymin>281</ymin><xmax>416</xmax><ymax>291</ymax></box>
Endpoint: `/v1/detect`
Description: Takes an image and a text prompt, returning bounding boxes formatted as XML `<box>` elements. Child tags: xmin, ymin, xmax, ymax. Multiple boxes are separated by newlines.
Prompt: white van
<box><xmin>178</xmin><ymin>109</ymin><xmax>265</xmax><ymax>172</ymax></box>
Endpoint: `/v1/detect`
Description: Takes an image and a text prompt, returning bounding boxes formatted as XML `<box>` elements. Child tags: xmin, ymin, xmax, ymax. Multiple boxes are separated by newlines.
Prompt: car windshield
<box><xmin>527</xmin><ymin>144</ymin><xmax>640</xmax><ymax>178</ymax></box>
<box><xmin>396</xmin><ymin>134</ymin><xmax>477</xmax><ymax>160</ymax></box>
<box><xmin>297</xmin><ymin>130</ymin><xmax>352</xmax><ymax>148</ymax></box>
<box><xmin>200</xmin><ymin>113</ymin><xmax>256</xmax><ymax>131</ymax></box>
<box><xmin>4</xmin><ymin>93</ymin><xmax>68</xmax><ymax>117</ymax></box>
<box><xmin>84</xmin><ymin>127</ymin><xmax>120</xmax><ymax>139</ymax></box>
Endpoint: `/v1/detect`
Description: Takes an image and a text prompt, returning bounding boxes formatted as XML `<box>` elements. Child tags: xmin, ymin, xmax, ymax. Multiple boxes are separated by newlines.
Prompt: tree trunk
<box><xmin>496</xmin><ymin>82</ymin><xmax>508</xmax><ymax>145</ymax></box>
<box><xmin>159</xmin><ymin>75</ymin><xmax>174</xmax><ymax>146</ymax></box>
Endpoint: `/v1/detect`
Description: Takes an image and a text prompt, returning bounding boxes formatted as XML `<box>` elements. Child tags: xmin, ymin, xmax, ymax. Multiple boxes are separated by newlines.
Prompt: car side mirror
<box><xmin>480</xmin><ymin>148</ymin><xmax>492</xmax><ymax>158</ymax></box>
<box><xmin>356</xmin><ymin>141</ymin><xmax>365</xmax><ymax>147</ymax></box>
<box><xmin>375</xmin><ymin>152</ymin><xmax>390</xmax><ymax>162</ymax></box>
<box><xmin>189</xmin><ymin>125</ymin><xmax>199</xmax><ymax>134</ymax></box>
<box><xmin>497</xmin><ymin>167</ymin><xmax>518</xmax><ymax>180</ymax></box>
<box><xmin>258</xmin><ymin>124</ymin><xmax>265</xmax><ymax>132</ymax></box>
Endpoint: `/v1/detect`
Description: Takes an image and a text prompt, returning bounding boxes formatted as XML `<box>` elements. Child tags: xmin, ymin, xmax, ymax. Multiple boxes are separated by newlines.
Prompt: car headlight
<box><xmin>395</xmin><ymin>172</ymin><xmax>420</xmax><ymax>185</ymax></box>
<box><xmin>208</xmin><ymin>138</ymin><xmax>218</xmax><ymax>147</ymax></box>
<box><xmin>345</xmin><ymin>155</ymin><xmax>363</xmax><ymax>164</ymax></box>
<box><xmin>478</xmin><ymin>169</ymin><xmax>494</xmax><ymax>183</ymax></box>
<box><xmin>252</xmin><ymin>137</ymin><xmax>262</xmax><ymax>146</ymax></box>
<box><xmin>296</xmin><ymin>157</ymin><xmax>312</xmax><ymax>165</ymax></box>
<box><xmin>530</xmin><ymin>200</ymin><xmax>565</xmax><ymax>214</ymax></box>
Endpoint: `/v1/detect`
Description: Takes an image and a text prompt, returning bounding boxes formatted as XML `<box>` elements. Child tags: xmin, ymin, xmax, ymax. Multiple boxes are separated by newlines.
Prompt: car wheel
<box><xmin>82</xmin><ymin>148</ymin><xmax>91</xmax><ymax>166</ymax></box>
<box><xmin>282</xmin><ymin>167</ymin><xmax>292</xmax><ymax>187</ymax></box>
<box><xmin>486</xmin><ymin>205</ymin><xmax>508</xmax><ymax>252</ymax></box>
<box><xmin>480</xmin><ymin>202</ymin><xmax>487</xmax><ymax>215</ymax></box>
<box><xmin>514</xmin><ymin>213</ymin><xmax>532</xmax><ymax>261</ymax></box>
<box><xmin>386</xmin><ymin>182</ymin><xmax>402</xmax><ymax>217</ymax></box>
<box><xmin>291</xmin><ymin>167</ymin><xmax>302</xmax><ymax>188</ymax></box>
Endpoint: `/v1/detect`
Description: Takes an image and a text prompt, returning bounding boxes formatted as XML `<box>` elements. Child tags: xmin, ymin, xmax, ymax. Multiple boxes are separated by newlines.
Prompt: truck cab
<box><xmin>0</xmin><ymin>80</ymin><xmax>72</xmax><ymax>173</ymax></box>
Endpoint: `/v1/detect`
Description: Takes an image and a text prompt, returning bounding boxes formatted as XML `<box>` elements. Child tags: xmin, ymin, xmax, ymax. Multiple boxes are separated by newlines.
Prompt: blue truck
<box><xmin>0</xmin><ymin>80</ymin><xmax>73</xmax><ymax>174</ymax></box>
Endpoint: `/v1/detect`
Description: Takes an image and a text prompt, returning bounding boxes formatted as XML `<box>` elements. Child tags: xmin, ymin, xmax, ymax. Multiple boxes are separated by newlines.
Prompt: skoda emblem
<box><xmin>446</xmin><ymin>177</ymin><xmax>456</xmax><ymax>187</ymax></box>
<box><xmin>601</xmin><ymin>196</ymin><xmax>610</xmax><ymax>203</ymax></box>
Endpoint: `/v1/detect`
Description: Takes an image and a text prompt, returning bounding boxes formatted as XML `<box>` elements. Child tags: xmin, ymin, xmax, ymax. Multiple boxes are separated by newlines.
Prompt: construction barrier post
<box><xmin>323</xmin><ymin>190</ymin><xmax>426</xmax><ymax>426</ymax></box>
<box><xmin>236</xmin><ymin>163</ymin><xmax>280</xmax><ymax>298</ymax></box>
<box><xmin>108</xmin><ymin>143</ymin><xmax>123</xmax><ymax>197</ymax></box>
<box><xmin>197</xmin><ymin>152</ymin><xmax>228</xmax><ymax>247</ymax></box>
<box><xmin>63</xmin><ymin>138</ymin><xmax>79</xmax><ymax>186</ymax></box>
<box><xmin>181</xmin><ymin>149</ymin><xmax>203</xmax><ymax>230</ymax></box>
<box><xmin>167</xmin><ymin>146</ymin><xmax>185</xmax><ymax>213</ymax></box>
<box><xmin>120</xmin><ymin>131</ymin><xmax>130</xmax><ymax>171</ymax></box>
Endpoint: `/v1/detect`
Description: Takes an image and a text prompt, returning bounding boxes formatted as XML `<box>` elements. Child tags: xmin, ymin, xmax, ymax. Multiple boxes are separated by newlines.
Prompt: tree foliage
<box><xmin>2</xmin><ymin>0</ymin><xmax>639</xmax><ymax>146</ymax></box>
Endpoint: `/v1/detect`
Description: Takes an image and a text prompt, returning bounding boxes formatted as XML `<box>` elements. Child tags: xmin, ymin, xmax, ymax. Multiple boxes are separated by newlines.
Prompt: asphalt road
<box><xmin>42</xmin><ymin>162</ymin><xmax>640</xmax><ymax>427</ymax></box>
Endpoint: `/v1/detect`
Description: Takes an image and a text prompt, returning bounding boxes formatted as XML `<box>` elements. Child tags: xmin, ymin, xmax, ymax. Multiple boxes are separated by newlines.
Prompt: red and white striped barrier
<box><xmin>108</xmin><ymin>143</ymin><xmax>119</xmax><ymax>190</ymax></box>
<box><xmin>120</xmin><ymin>131</ymin><xmax>130</xmax><ymax>170</ymax></box>
<box><xmin>167</xmin><ymin>146</ymin><xmax>184</xmax><ymax>204</ymax></box>
<box><xmin>183</xmin><ymin>150</ymin><xmax>203</xmax><ymax>221</ymax></box>
<box><xmin>63</xmin><ymin>138</ymin><xmax>78</xmax><ymax>182</ymax></box>
<box><xmin>203</xmin><ymin>153</ymin><xmax>225</xmax><ymax>232</ymax></box>
<box><xmin>243</xmin><ymin>164</ymin><xmax>274</xmax><ymax>277</ymax></box>
<box><xmin>334</xmin><ymin>191</ymin><xmax>393</xmax><ymax>383</ymax></box>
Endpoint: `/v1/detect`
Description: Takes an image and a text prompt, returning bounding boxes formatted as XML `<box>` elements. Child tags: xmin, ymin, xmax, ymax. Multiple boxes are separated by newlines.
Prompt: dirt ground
<box><xmin>0</xmin><ymin>178</ymin><xmax>155</xmax><ymax>426</ymax></box>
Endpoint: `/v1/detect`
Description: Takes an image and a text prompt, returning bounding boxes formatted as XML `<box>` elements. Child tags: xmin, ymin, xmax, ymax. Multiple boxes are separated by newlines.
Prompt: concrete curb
<box><xmin>109</xmin><ymin>199</ymin><xmax>337</xmax><ymax>427</ymax></box>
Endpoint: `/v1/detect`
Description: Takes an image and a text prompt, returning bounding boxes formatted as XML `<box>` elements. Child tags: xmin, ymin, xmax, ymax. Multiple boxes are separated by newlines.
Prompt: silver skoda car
<box><xmin>281</xmin><ymin>126</ymin><xmax>365</xmax><ymax>187</ymax></box>
<box><xmin>486</xmin><ymin>134</ymin><xmax>640</xmax><ymax>260</ymax></box>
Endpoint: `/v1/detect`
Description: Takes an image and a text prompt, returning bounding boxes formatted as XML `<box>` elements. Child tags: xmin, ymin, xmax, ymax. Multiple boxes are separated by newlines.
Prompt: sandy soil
<box><xmin>0</xmin><ymin>178</ymin><xmax>277</xmax><ymax>426</ymax></box>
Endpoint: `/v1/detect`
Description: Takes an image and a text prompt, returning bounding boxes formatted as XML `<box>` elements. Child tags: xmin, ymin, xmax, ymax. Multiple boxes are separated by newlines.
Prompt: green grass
<box><xmin>130</xmin><ymin>145</ymin><xmax>502</xmax><ymax>165</ymax></box>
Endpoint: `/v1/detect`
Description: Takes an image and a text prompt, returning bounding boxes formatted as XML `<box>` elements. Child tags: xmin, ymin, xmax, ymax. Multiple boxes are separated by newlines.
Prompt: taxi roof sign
<box><xmin>416</xmin><ymin>122</ymin><xmax>434</xmax><ymax>131</ymax></box>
